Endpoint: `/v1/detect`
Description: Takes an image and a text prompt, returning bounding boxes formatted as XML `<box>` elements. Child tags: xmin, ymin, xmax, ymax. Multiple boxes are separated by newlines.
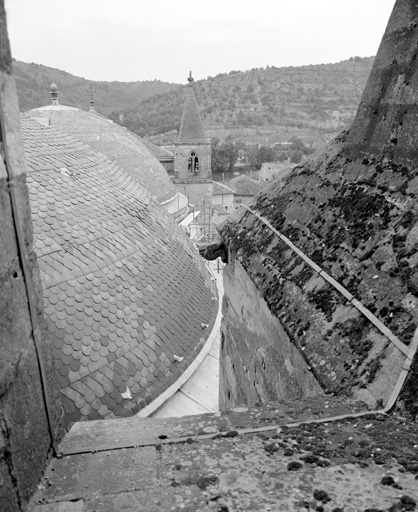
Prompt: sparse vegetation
<box><xmin>12</xmin><ymin>59</ymin><xmax>178</xmax><ymax>117</ymax></box>
<box><xmin>124</xmin><ymin>58</ymin><xmax>374</xmax><ymax>143</ymax></box>
<box><xmin>14</xmin><ymin>57</ymin><xmax>375</xmax><ymax>148</ymax></box>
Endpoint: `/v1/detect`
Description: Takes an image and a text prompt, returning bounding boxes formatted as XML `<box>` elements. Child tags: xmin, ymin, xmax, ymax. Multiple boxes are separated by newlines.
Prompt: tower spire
<box><xmin>173</xmin><ymin>71</ymin><xmax>212</xmax><ymax>209</ymax></box>
<box><xmin>177</xmin><ymin>72</ymin><xmax>207</xmax><ymax>143</ymax></box>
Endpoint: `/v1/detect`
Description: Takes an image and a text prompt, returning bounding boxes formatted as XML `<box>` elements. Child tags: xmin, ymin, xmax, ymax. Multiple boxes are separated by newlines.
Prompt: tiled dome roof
<box><xmin>26</xmin><ymin>106</ymin><xmax>177</xmax><ymax>205</ymax></box>
<box><xmin>21</xmin><ymin>116</ymin><xmax>218</xmax><ymax>428</ymax></box>
<box><xmin>141</xmin><ymin>137</ymin><xmax>174</xmax><ymax>160</ymax></box>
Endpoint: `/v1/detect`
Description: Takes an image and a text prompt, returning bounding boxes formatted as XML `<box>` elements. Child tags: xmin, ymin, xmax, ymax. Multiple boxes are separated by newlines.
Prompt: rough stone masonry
<box><xmin>219</xmin><ymin>0</ymin><xmax>418</xmax><ymax>416</ymax></box>
<box><xmin>0</xmin><ymin>2</ymin><xmax>63</xmax><ymax>510</ymax></box>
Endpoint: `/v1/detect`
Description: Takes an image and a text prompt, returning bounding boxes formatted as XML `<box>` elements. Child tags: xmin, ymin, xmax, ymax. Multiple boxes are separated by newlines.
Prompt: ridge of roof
<box><xmin>33</xmin><ymin>104</ymin><xmax>79</xmax><ymax>112</ymax></box>
<box><xmin>141</xmin><ymin>137</ymin><xmax>174</xmax><ymax>159</ymax></box>
<box><xmin>260</xmin><ymin>161</ymin><xmax>292</xmax><ymax>169</ymax></box>
<box><xmin>212</xmin><ymin>181</ymin><xmax>235</xmax><ymax>194</ymax></box>
<box><xmin>226</xmin><ymin>174</ymin><xmax>267</xmax><ymax>195</ymax></box>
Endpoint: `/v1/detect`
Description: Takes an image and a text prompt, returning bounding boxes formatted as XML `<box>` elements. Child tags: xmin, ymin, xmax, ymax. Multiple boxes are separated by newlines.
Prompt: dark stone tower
<box><xmin>344</xmin><ymin>0</ymin><xmax>417</xmax><ymax>166</ymax></box>
<box><xmin>174</xmin><ymin>72</ymin><xmax>212</xmax><ymax>204</ymax></box>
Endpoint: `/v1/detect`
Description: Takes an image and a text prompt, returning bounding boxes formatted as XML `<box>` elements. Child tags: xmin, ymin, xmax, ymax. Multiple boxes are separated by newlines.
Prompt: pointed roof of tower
<box><xmin>177</xmin><ymin>72</ymin><xmax>208</xmax><ymax>143</ymax></box>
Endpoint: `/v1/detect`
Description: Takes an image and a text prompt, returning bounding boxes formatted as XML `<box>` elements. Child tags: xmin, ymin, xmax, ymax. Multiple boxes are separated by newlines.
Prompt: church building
<box><xmin>173</xmin><ymin>72</ymin><xmax>212</xmax><ymax>206</ymax></box>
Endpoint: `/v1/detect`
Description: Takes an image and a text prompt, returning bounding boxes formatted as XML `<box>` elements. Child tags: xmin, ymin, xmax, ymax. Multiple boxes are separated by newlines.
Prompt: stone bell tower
<box><xmin>173</xmin><ymin>72</ymin><xmax>212</xmax><ymax>204</ymax></box>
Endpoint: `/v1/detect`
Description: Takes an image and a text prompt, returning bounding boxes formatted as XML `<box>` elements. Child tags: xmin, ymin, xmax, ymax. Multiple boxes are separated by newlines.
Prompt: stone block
<box><xmin>84</xmin><ymin>485</ymin><xmax>207</xmax><ymax>512</ymax></box>
<box><xmin>0</xmin><ymin>174</ymin><xmax>19</xmax><ymax>275</ymax></box>
<box><xmin>0</xmin><ymin>264</ymin><xmax>32</xmax><ymax>396</ymax></box>
<box><xmin>220</xmin><ymin>261</ymin><xmax>322</xmax><ymax>408</ymax></box>
<box><xmin>4</xmin><ymin>340</ymin><xmax>54</xmax><ymax>503</ymax></box>
<box><xmin>0</xmin><ymin>452</ymin><xmax>19</xmax><ymax>512</ymax></box>
<box><xmin>43</xmin><ymin>446</ymin><xmax>157</xmax><ymax>502</ymax></box>
<box><xmin>33</xmin><ymin>502</ymin><xmax>84</xmax><ymax>512</ymax></box>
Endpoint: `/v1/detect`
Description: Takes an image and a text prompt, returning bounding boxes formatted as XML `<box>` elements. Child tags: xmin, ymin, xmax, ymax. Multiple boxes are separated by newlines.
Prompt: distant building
<box><xmin>173</xmin><ymin>72</ymin><xmax>212</xmax><ymax>206</ymax></box>
<box><xmin>179</xmin><ymin>210</ymin><xmax>202</xmax><ymax>240</ymax></box>
<box><xmin>211</xmin><ymin>204</ymin><xmax>230</xmax><ymax>228</ymax></box>
<box><xmin>226</xmin><ymin>174</ymin><xmax>267</xmax><ymax>208</ymax></box>
<box><xmin>212</xmin><ymin>181</ymin><xmax>235</xmax><ymax>213</ymax></box>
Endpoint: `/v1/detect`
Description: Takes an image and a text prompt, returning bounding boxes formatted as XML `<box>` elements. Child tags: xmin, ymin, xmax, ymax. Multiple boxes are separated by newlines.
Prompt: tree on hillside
<box><xmin>286</xmin><ymin>136</ymin><xmax>316</xmax><ymax>159</ymax></box>
<box><xmin>289</xmin><ymin>136</ymin><xmax>305</xmax><ymax>151</ymax></box>
<box><xmin>246</xmin><ymin>145</ymin><xmax>260</xmax><ymax>168</ymax></box>
<box><xmin>258</xmin><ymin>145</ymin><xmax>275</xmax><ymax>164</ymax></box>
<box><xmin>243</xmin><ymin>144</ymin><xmax>276</xmax><ymax>170</ymax></box>
<box><xmin>211</xmin><ymin>139</ymin><xmax>239</xmax><ymax>173</ymax></box>
<box><xmin>290</xmin><ymin>150</ymin><xmax>303</xmax><ymax>164</ymax></box>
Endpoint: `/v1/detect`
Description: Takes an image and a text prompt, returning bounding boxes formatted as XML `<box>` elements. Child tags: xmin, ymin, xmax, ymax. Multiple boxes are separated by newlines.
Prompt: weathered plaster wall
<box><xmin>0</xmin><ymin>4</ymin><xmax>63</xmax><ymax>510</ymax></box>
<box><xmin>220</xmin><ymin>259</ymin><xmax>323</xmax><ymax>410</ymax></box>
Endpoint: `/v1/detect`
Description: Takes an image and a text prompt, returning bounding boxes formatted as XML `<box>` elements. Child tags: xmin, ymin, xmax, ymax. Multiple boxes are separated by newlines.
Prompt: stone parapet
<box><xmin>31</xmin><ymin>397</ymin><xmax>418</xmax><ymax>511</ymax></box>
<box><xmin>0</xmin><ymin>4</ymin><xmax>63</xmax><ymax>509</ymax></box>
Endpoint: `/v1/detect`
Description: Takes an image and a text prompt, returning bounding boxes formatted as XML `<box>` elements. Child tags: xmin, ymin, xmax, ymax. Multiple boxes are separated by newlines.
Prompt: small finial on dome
<box><xmin>187</xmin><ymin>71</ymin><xmax>194</xmax><ymax>85</ymax></box>
<box><xmin>88</xmin><ymin>83</ymin><xmax>96</xmax><ymax>111</ymax></box>
<box><xmin>50</xmin><ymin>83</ymin><xmax>59</xmax><ymax>106</ymax></box>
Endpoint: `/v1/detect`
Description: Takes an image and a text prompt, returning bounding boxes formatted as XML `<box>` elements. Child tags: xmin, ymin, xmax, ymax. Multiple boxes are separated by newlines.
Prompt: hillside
<box><xmin>13</xmin><ymin>57</ymin><xmax>374</xmax><ymax>147</ymax></box>
<box><xmin>12</xmin><ymin>59</ymin><xmax>178</xmax><ymax>116</ymax></box>
<box><xmin>121</xmin><ymin>57</ymin><xmax>374</xmax><ymax>145</ymax></box>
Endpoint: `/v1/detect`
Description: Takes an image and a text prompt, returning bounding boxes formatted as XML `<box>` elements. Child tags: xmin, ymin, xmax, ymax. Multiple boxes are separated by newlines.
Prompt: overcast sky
<box><xmin>7</xmin><ymin>0</ymin><xmax>395</xmax><ymax>84</ymax></box>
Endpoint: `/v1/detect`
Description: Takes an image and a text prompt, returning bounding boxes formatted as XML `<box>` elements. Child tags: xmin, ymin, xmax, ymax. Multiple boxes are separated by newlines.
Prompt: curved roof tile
<box><xmin>141</xmin><ymin>137</ymin><xmax>174</xmax><ymax>160</ymax></box>
<box><xmin>22</xmin><ymin>116</ymin><xmax>218</xmax><ymax>428</ymax></box>
<box><xmin>26</xmin><ymin>106</ymin><xmax>177</xmax><ymax>205</ymax></box>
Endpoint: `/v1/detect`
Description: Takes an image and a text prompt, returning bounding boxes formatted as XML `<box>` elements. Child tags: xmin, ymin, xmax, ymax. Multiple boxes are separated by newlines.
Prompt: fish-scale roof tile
<box><xmin>22</xmin><ymin>116</ymin><xmax>217</xmax><ymax>428</ymax></box>
<box><xmin>26</xmin><ymin>107</ymin><xmax>177</xmax><ymax>205</ymax></box>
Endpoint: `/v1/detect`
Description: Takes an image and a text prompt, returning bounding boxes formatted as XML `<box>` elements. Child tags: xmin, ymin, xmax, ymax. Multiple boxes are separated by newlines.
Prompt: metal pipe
<box><xmin>243</xmin><ymin>206</ymin><xmax>410</xmax><ymax>357</ymax></box>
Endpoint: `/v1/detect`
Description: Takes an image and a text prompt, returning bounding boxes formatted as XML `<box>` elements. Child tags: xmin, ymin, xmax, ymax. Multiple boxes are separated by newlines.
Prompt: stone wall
<box><xmin>219</xmin><ymin>259</ymin><xmax>323</xmax><ymax>410</ymax></box>
<box><xmin>219</xmin><ymin>0</ymin><xmax>418</xmax><ymax>417</ymax></box>
<box><xmin>0</xmin><ymin>4</ymin><xmax>63</xmax><ymax>510</ymax></box>
<box><xmin>220</xmin><ymin>169</ymin><xmax>409</xmax><ymax>410</ymax></box>
<box><xmin>345</xmin><ymin>0</ymin><xmax>418</xmax><ymax>166</ymax></box>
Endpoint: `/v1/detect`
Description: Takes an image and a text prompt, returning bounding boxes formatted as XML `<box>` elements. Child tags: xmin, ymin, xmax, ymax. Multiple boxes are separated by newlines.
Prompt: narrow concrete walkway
<box><xmin>151</xmin><ymin>259</ymin><xmax>224</xmax><ymax>418</ymax></box>
<box><xmin>31</xmin><ymin>396</ymin><xmax>418</xmax><ymax>512</ymax></box>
